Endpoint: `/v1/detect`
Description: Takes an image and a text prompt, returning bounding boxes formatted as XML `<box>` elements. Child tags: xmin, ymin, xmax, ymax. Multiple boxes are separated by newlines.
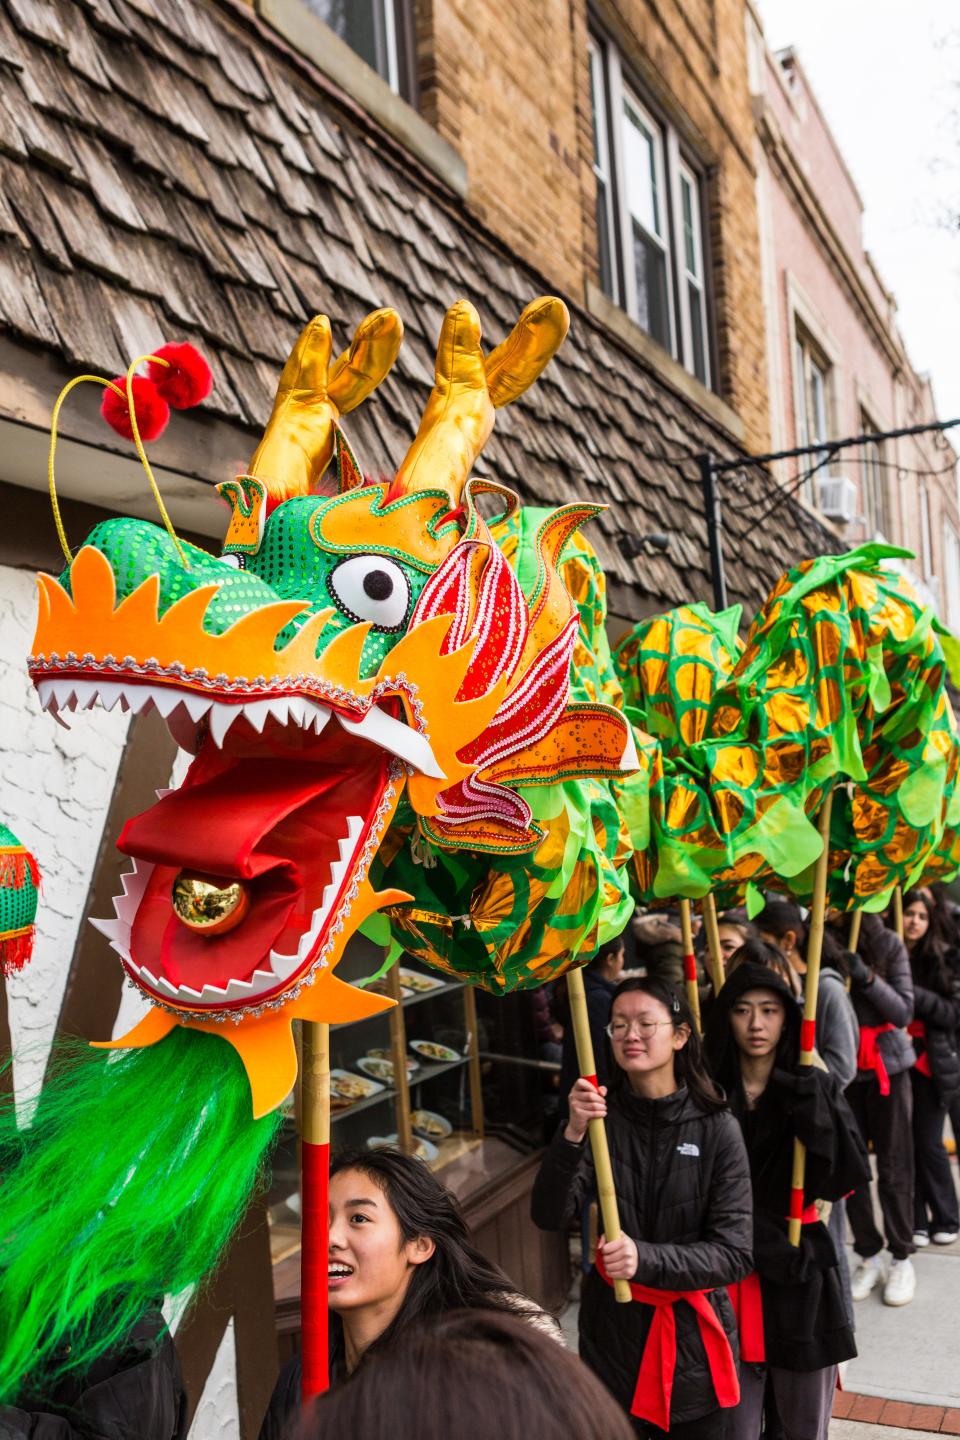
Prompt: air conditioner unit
<box><xmin>815</xmin><ymin>474</ymin><xmax>858</xmax><ymax>524</ymax></box>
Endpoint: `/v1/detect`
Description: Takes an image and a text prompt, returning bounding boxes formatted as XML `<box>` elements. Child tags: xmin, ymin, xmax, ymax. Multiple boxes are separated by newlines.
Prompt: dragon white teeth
<box><xmin>336</xmin><ymin>708</ymin><xmax>445</xmax><ymax>778</ymax></box>
<box><xmin>268</xmin><ymin>948</ymin><xmax>301</xmax><ymax>982</ymax></box>
<box><xmin>240</xmin><ymin>698</ymin><xmax>274</xmax><ymax>734</ymax></box>
<box><xmin>208</xmin><ymin>702</ymin><xmax>241</xmax><ymax>749</ymax></box>
<box><xmin>183</xmin><ymin>694</ymin><xmax>213</xmax><ymax>723</ymax></box>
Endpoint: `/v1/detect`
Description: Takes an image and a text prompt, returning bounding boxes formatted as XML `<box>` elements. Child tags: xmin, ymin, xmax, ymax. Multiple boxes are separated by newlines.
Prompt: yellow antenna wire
<box><xmin>48</xmin><ymin>374</ymin><xmax>124</xmax><ymax>564</ymax></box>
<box><xmin>125</xmin><ymin>353</ymin><xmax>190</xmax><ymax>569</ymax></box>
<box><xmin>47</xmin><ymin>356</ymin><xmax>192</xmax><ymax>570</ymax></box>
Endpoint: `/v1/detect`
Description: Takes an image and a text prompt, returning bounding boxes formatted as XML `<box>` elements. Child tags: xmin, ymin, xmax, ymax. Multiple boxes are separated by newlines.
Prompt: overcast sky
<box><xmin>757</xmin><ymin>1</ymin><xmax>960</xmax><ymax>424</ymax></box>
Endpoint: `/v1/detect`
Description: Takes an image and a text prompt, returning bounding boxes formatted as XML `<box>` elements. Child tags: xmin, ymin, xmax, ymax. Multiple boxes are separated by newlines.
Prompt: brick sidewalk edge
<box><xmin>833</xmin><ymin>1389</ymin><xmax>960</xmax><ymax>1433</ymax></box>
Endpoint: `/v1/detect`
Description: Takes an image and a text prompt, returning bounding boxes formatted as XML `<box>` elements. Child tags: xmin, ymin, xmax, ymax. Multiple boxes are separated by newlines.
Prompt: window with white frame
<box><xmin>860</xmin><ymin>413</ymin><xmax>888</xmax><ymax>538</ymax></box>
<box><xmin>588</xmin><ymin>41</ymin><xmax>617</xmax><ymax>303</ymax></box>
<box><xmin>588</xmin><ymin>32</ymin><xmax>712</xmax><ymax>387</ymax></box>
<box><xmin>793</xmin><ymin>328</ymin><xmax>831</xmax><ymax>503</ymax></box>
<box><xmin>306</xmin><ymin>0</ymin><xmax>415</xmax><ymax>99</ymax></box>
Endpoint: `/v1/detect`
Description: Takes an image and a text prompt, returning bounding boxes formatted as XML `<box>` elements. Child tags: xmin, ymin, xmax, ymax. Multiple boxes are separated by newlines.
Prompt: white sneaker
<box><xmin>883</xmin><ymin>1257</ymin><xmax>916</xmax><ymax>1306</ymax></box>
<box><xmin>913</xmin><ymin>1230</ymin><xmax>931</xmax><ymax>1247</ymax></box>
<box><xmin>932</xmin><ymin>1230</ymin><xmax>959</xmax><ymax>1245</ymax></box>
<box><xmin>851</xmin><ymin>1254</ymin><xmax>883</xmax><ymax>1300</ymax></box>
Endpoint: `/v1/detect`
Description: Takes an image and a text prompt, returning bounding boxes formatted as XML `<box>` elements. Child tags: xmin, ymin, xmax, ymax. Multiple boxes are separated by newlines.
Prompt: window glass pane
<box><xmin>589</xmin><ymin>46</ymin><xmax>604</xmax><ymax>169</ymax></box>
<box><xmin>622</xmin><ymin>101</ymin><xmax>662</xmax><ymax>239</ymax></box>
<box><xmin>681</xmin><ymin>174</ymin><xmax>697</xmax><ymax>276</ymax></box>
<box><xmin>809</xmin><ymin>361</ymin><xmax>827</xmax><ymax>446</ymax></box>
<box><xmin>794</xmin><ymin>341</ymin><xmax>809</xmax><ymax>449</ymax></box>
<box><xmin>596</xmin><ymin>180</ymin><xmax>615</xmax><ymax>299</ymax></box>
<box><xmin>688</xmin><ymin>283</ymin><xmax>706</xmax><ymax>384</ymax></box>
<box><xmin>308</xmin><ymin>0</ymin><xmax>394</xmax><ymax>87</ymax></box>
<box><xmin>632</xmin><ymin>221</ymin><xmax>670</xmax><ymax>349</ymax></box>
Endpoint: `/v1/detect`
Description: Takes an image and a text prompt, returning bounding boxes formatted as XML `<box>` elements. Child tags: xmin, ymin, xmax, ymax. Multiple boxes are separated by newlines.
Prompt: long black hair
<box><xmin>328</xmin><ymin>1148</ymin><xmax>529</xmax><ymax>1362</ymax></box>
<box><xmin>902</xmin><ymin>888</ymin><xmax>955</xmax><ymax>994</ymax></box>
<box><xmin>703</xmin><ymin>961</ymin><xmax>800</xmax><ymax>1105</ymax></box>
<box><xmin>604</xmin><ymin>977</ymin><xmax>726</xmax><ymax>1113</ymax></box>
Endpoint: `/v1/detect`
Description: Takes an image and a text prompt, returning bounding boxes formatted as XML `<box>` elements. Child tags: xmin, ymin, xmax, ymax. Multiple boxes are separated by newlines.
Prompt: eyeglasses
<box><xmin>605</xmin><ymin>1019</ymin><xmax>674</xmax><ymax>1041</ymax></box>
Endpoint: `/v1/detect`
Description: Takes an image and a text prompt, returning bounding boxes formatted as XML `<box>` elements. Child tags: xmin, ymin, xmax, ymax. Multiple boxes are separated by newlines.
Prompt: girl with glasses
<box><xmin>532</xmin><ymin>978</ymin><xmax>753</xmax><ymax>1438</ymax></box>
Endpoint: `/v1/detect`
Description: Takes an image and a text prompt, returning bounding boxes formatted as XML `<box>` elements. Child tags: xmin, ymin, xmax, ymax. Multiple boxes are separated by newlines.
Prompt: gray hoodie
<box><xmin>849</xmin><ymin>915</ymin><xmax>915</xmax><ymax>1080</ymax></box>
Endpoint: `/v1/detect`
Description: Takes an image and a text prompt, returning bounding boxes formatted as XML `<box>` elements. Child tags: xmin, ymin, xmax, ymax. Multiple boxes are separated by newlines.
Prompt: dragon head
<box><xmin>29</xmin><ymin>298</ymin><xmax>638</xmax><ymax>1113</ymax></box>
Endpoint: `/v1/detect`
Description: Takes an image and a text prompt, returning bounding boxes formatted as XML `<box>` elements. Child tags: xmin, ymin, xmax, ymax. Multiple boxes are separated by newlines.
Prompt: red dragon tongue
<box><xmin>119</xmin><ymin>756</ymin><xmax>381</xmax><ymax>997</ymax></box>
<box><xmin>118</xmin><ymin>762</ymin><xmax>342</xmax><ymax>879</ymax></box>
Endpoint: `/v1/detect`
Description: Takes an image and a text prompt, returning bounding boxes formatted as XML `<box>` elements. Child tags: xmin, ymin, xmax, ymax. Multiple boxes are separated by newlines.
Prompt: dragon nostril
<box><xmin>363</xmin><ymin>569</ymin><xmax>393</xmax><ymax>601</ymax></box>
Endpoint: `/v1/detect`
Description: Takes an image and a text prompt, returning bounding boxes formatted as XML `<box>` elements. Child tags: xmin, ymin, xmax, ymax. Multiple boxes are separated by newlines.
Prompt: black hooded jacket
<box><xmin>531</xmin><ymin>1082</ymin><xmax>752</xmax><ymax>1425</ymax></box>
<box><xmin>909</xmin><ymin>946</ymin><xmax>960</xmax><ymax>1105</ymax></box>
<box><xmin>704</xmin><ymin>964</ymin><xmax>870</xmax><ymax>1372</ymax></box>
<box><xmin>0</xmin><ymin>1313</ymin><xmax>186</xmax><ymax>1440</ymax></box>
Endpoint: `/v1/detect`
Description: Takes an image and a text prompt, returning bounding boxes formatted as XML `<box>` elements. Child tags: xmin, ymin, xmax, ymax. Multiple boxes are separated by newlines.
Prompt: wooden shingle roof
<box><xmin>0</xmin><ymin>0</ymin><xmax>837</xmax><ymax>619</ymax></box>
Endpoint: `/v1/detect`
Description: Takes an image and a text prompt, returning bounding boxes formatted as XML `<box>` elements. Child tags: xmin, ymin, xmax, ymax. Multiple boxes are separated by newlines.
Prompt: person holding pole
<box><xmin>900</xmin><ymin>890</ymin><xmax>960</xmax><ymax>1246</ymax></box>
<box><xmin>704</xmin><ymin>963</ymin><xmax>869</xmax><ymax>1440</ymax></box>
<box><xmin>838</xmin><ymin>911</ymin><xmax>917</xmax><ymax>1306</ymax></box>
<box><xmin>532</xmin><ymin>977</ymin><xmax>753</xmax><ymax>1438</ymax></box>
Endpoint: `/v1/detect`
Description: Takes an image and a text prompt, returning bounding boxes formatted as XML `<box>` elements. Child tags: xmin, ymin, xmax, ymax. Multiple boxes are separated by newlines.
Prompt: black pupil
<box><xmin>363</xmin><ymin>568</ymin><xmax>393</xmax><ymax>601</ymax></box>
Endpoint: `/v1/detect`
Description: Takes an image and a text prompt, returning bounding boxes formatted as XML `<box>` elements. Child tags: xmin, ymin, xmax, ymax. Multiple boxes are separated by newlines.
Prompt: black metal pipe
<box><xmin>699</xmin><ymin>449</ymin><xmax>729</xmax><ymax>610</ymax></box>
<box><xmin>709</xmin><ymin>417</ymin><xmax>960</xmax><ymax>475</ymax></box>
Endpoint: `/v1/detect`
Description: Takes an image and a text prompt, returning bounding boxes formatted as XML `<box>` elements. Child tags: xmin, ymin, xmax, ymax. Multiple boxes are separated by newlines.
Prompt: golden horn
<box><xmin>395</xmin><ymin>299</ymin><xmax>491</xmax><ymax>502</ymax></box>
<box><xmin>395</xmin><ymin>296</ymin><xmax>569</xmax><ymax>504</ymax></box>
<box><xmin>248</xmin><ymin>309</ymin><xmax>402</xmax><ymax>502</ymax></box>
<box><xmin>485</xmin><ymin>295</ymin><xmax>569</xmax><ymax>407</ymax></box>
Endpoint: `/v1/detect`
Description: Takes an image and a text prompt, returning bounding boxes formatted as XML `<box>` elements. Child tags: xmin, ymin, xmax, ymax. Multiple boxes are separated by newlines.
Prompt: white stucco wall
<box><xmin>0</xmin><ymin>562</ymin><xmax>131</xmax><ymax>1103</ymax></box>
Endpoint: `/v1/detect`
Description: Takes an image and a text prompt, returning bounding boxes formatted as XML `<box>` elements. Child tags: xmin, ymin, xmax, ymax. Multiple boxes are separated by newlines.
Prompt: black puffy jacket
<box><xmin>910</xmin><ymin>947</ymin><xmax>960</xmax><ymax>1104</ymax></box>
<box><xmin>0</xmin><ymin>1313</ymin><xmax>186</xmax><ymax>1440</ymax></box>
<box><xmin>705</xmin><ymin>964</ymin><xmax>871</xmax><ymax>1372</ymax></box>
<box><xmin>531</xmin><ymin>1086</ymin><xmax>752</xmax><ymax>1426</ymax></box>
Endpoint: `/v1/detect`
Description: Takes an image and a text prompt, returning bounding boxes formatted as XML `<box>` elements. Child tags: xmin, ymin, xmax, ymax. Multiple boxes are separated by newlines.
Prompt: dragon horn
<box><xmin>248</xmin><ymin>308</ymin><xmax>402</xmax><ymax>502</ymax></box>
<box><xmin>395</xmin><ymin>296</ymin><xmax>569</xmax><ymax>504</ymax></box>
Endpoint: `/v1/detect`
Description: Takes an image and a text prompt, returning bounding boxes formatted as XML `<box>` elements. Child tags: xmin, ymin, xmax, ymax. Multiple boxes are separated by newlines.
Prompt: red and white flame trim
<box><xmin>412</xmin><ymin>529</ymin><xmax>579</xmax><ymax>834</ymax></box>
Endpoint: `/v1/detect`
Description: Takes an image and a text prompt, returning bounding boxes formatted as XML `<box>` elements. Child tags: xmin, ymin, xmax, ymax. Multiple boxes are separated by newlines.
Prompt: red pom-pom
<box><xmin>101</xmin><ymin>375</ymin><xmax>170</xmax><ymax>442</ymax></box>
<box><xmin>147</xmin><ymin>342</ymin><xmax>213</xmax><ymax>410</ymax></box>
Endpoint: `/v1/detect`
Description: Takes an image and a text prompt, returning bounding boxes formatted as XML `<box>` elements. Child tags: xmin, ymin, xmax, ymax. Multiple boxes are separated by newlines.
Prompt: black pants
<box><xmin>845</xmin><ymin>1070</ymin><xmax>915</xmax><ymax>1261</ymax></box>
<box><xmin>912</xmin><ymin>1069</ymin><xmax>960</xmax><ymax>1232</ymax></box>
<box><xmin>634</xmin><ymin>1412</ymin><xmax>728</xmax><ymax>1439</ymax></box>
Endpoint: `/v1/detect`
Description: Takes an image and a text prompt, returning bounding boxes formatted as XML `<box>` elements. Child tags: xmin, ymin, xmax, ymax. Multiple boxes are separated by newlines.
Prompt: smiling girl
<box><xmin>259</xmin><ymin>1150</ymin><xmax>554</xmax><ymax>1439</ymax></box>
<box><xmin>532</xmin><ymin>978</ymin><xmax>753</xmax><ymax>1438</ymax></box>
<box><xmin>704</xmin><ymin>963</ymin><xmax>870</xmax><ymax>1440</ymax></box>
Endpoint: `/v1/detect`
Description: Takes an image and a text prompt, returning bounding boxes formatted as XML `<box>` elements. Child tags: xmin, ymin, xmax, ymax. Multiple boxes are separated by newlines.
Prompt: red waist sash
<box><xmin>907</xmin><ymin>1020</ymin><xmax>932</xmax><ymax>1079</ymax></box>
<box><xmin>596</xmin><ymin>1251</ymin><xmax>740</xmax><ymax>1429</ymax></box>
<box><xmin>857</xmin><ymin>1023</ymin><xmax>895</xmax><ymax>1095</ymax></box>
<box><xmin>725</xmin><ymin>1204</ymin><xmax>818</xmax><ymax>1365</ymax></box>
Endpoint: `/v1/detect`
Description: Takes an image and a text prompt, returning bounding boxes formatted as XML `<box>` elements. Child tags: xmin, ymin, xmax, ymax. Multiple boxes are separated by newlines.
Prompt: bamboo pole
<box><xmin>892</xmin><ymin>886</ymin><xmax>904</xmax><ymax>942</ymax></box>
<box><xmin>463</xmin><ymin>986</ymin><xmax>485</xmax><ymax>1139</ymax></box>
<box><xmin>386</xmin><ymin>960</ymin><xmax>413</xmax><ymax>1155</ymax></box>
<box><xmin>679</xmin><ymin>898</ymin><xmax>702</xmax><ymax>1032</ymax></box>
<box><xmin>787</xmin><ymin>792</ymin><xmax>833</xmax><ymax>1247</ymax></box>
<box><xmin>566</xmin><ymin>965</ymin><xmax>631</xmax><ymax>1303</ymax></box>
<box><xmin>701</xmin><ymin>893</ymin><xmax>726</xmax><ymax>995</ymax></box>
<box><xmin>300</xmin><ymin>1020</ymin><xmax>330</xmax><ymax>1398</ymax></box>
<box><xmin>848</xmin><ymin>908</ymin><xmax>862</xmax><ymax>953</ymax></box>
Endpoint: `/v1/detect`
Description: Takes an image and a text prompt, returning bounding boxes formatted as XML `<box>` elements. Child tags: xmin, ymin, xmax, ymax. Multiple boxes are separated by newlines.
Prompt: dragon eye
<box><xmin>327</xmin><ymin>555</ymin><xmax>410</xmax><ymax>631</ymax></box>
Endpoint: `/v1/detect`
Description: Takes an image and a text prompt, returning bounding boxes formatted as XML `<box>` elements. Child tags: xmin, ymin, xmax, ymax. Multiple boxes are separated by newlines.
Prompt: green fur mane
<box><xmin>0</xmin><ymin>1028</ymin><xmax>281</xmax><ymax>1402</ymax></box>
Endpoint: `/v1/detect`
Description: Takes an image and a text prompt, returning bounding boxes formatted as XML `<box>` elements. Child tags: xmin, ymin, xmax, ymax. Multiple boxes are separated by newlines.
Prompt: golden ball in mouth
<box><xmin>172</xmin><ymin>871</ymin><xmax>250</xmax><ymax>936</ymax></box>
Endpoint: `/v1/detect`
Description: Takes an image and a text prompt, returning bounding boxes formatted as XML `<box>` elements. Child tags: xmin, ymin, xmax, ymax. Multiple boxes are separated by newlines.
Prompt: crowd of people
<box><xmin>3</xmin><ymin>890</ymin><xmax>958</xmax><ymax>1440</ymax></box>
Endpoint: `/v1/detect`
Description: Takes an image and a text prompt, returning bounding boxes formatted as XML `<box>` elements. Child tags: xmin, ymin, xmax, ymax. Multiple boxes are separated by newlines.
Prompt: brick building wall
<box><xmin>412</xmin><ymin>0</ymin><xmax>771</xmax><ymax>452</ymax></box>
